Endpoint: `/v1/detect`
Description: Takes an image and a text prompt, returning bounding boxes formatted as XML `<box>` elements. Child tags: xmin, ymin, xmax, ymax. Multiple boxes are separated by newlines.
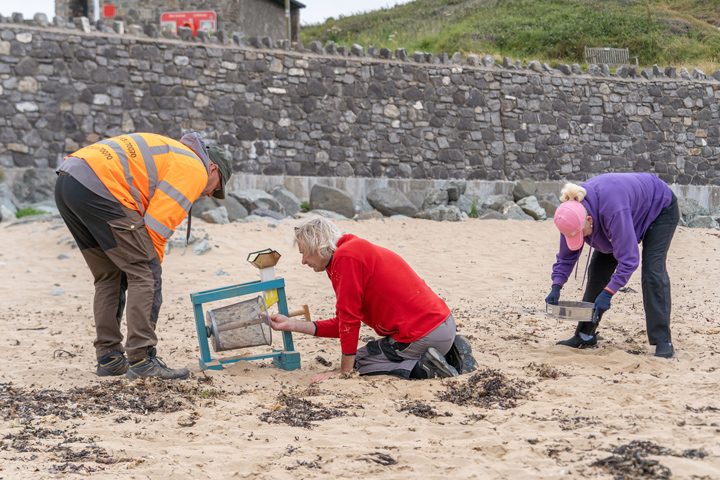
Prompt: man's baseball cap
<box><xmin>554</xmin><ymin>201</ymin><xmax>586</xmax><ymax>251</ymax></box>
<box><xmin>207</xmin><ymin>146</ymin><xmax>232</xmax><ymax>199</ymax></box>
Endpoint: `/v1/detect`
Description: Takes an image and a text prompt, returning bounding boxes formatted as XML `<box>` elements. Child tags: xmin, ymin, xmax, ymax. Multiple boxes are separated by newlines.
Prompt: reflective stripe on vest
<box><xmin>98</xmin><ymin>138</ymin><xmax>147</xmax><ymax>215</ymax></box>
<box><xmin>144</xmin><ymin>213</ymin><xmax>175</xmax><ymax>239</ymax></box>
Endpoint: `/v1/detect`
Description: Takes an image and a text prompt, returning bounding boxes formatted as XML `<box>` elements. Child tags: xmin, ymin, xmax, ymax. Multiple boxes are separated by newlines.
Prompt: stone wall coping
<box><xmin>1</xmin><ymin>21</ymin><xmax>719</xmax><ymax>87</ymax></box>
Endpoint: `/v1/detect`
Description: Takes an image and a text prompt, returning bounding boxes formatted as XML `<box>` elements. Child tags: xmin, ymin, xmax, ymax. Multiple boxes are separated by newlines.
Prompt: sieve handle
<box><xmin>216</xmin><ymin>316</ymin><xmax>268</xmax><ymax>332</ymax></box>
<box><xmin>287</xmin><ymin>305</ymin><xmax>311</xmax><ymax>322</ymax></box>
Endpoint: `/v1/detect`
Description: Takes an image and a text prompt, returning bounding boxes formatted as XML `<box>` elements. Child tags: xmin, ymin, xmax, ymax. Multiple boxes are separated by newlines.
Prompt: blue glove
<box><xmin>545</xmin><ymin>284</ymin><xmax>561</xmax><ymax>305</ymax></box>
<box><xmin>594</xmin><ymin>289</ymin><xmax>613</xmax><ymax>313</ymax></box>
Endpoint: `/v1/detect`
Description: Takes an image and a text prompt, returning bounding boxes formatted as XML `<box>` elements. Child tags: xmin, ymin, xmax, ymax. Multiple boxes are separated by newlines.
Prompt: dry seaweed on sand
<box><xmin>397</xmin><ymin>400</ymin><xmax>452</xmax><ymax>419</ymax></box>
<box><xmin>592</xmin><ymin>452</ymin><xmax>672</xmax><ymax>479</ymax></box>
<box><xmin>523</xmin><ymin>362</ymin><xmax>562</xmax><ymax>379</ymax></box>
<box><xmin>0</xmin><ymin>379</ymin><xmax>230</xmax><ymax>421</ymax></box>
<box><xmin>591</xmin><ymin>440</ymin><xmax>709</xmax><ymax>479</ymax></box>
<box><xmin>437</xmin><ymin>368</ymin><xmax>532</xmax><ymax>409</ymax></box>
<box><xmin>1</xmin><ymin>422</ymin><xmax>139</xmax><ymax>472</ymax></box>
<box><xmin>260</xmin><ymin>391</ymin><xmax>349</xmax><ymax>429</ymax></box>
<box><xmin>612</xmin><ymin>440</ymin><xmax>708</xmax><ymax>459</ymax></box>
<box><xmin>315</xmin><ymin>355</ymin><xmax>332</xmax><ymax>367</ymax></box>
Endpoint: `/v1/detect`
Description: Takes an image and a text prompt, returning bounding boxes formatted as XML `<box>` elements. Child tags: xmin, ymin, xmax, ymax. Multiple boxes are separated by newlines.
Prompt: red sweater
<box><xmin>314</xmin><ymin>234</ymin><xmax>451</xmax><ymax>355</ymax></box>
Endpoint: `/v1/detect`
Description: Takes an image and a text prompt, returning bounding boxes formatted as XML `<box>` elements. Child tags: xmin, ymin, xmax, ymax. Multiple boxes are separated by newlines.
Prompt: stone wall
<box><xmin>54</xmin><ymin>0</ymin><xmax>302</xmax><ymax>41</ymax></box>
<box><xmin>1</xmin><ymin>21</ymin><xmax>719</xmax><ymax>190</ymax></box>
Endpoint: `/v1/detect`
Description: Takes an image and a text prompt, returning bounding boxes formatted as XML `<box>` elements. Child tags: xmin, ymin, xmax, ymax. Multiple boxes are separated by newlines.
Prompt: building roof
<box><xmin>267</xmin><ymin>0</ymin><xmax>306</xmax><ymax>9</ymax></box>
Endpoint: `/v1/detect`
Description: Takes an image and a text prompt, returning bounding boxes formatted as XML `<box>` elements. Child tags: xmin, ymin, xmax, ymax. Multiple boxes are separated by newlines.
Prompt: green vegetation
<box><xmin>15</xmin><ymin>208</ymin><xmax>46</xmax><ymax>218</ymax></box>
<box><xmin>301</xmin><ymin>0</ymin><xmax>720</xmax><ymax>71</ymax></box>
<box><xmin>300</xmin><ymin>201</ymin><xmax>310</xmax><ymax>212</ymax></box>
<box><xmin>469</xmin><ymin>197</ymin><xmax>479</xmax><ymax>218</ymax></box>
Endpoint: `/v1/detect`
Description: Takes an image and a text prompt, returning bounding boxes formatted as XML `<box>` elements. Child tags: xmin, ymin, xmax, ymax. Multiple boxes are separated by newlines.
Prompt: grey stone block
<box><xmin>367</xmin><ymin>187</ymin><xmax>418</xmax><ymax>217</ymax></box>
<box><xmin>517</xmin><ymin>195</ymin><xmax>546</xmax><ymax>220</ymax></box>
<box><xmin>178</xmin><ymin>26</ymin><xmax>193</xmax><ymax>41</ymax></box>
<box><xmin>556</xmin><ymin>63</ymin><xmax>572</xmax><ymax>75</ymax></box>
<box><xmin>512</xmin><ymin>178</ymin><xmax>538</xmax><ymax>201</ymax></box>
<box><xmin>415</xmin><ymin>205</ymin><xmax>462</xmax><ymax>222</ymax></box>
<box><xmin>73</xmin><ymin>16</ymin><xmax>91</xmax><ymax>33</ymax></box>
<box><xmin>309</xmin><ymin>184</ymin><xmax>354</xmax><ymax>219</ymax></box>
<box><xmin>233</xmin><ymin>32</ymin><xmax>246</xmax><ymax>46</ymax></box>
<box><xmin>270</xmin><ymin>185</ymin><xmax>301</xmax><ymax>216</ymax></box>
<box><xmin>351</xmin><ymin>44</ymin><xmax>364</xmax><ymax>56</ymax></box>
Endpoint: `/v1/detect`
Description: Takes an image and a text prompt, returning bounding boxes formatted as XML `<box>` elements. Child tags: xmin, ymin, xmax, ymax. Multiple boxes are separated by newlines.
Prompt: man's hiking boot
<box><xmin>126</xmin><ymin>348</ymin><xmax>189</xmax><ymax>380</ymax></box>
<box><xmin>96</xmin><ymin>351</ymin><xmax>128</xmax><ymax>376</ymax></box>
<box><xmin>556</xmin><ymin>333</ymin><xmax>598</xmax><ymax>349</ymax></box>
<box><xmin>445</xmin><ymin>335</ymin><xmax>479</xmax><ymax>374</ymax></box>
<box><xmin>419</xmin><ymin>347</ymin><xmax>459</xmax><ymax>379</ymax></box>
<box><xmin>654</xmin><ymin>342</ymin><xmax>674</xmax><ymax>358</ymax></box>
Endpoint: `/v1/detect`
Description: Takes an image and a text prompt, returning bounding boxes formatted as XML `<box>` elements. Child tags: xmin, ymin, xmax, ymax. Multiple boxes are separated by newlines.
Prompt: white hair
<box><xmin>293</xmin><ymin>217</ymin><xmax>345</xmax><ymax>260</ymax></box>
<box><xmin>559</xmin><ymin>183</ymin><xmax>587</xmax><ymax>203</ymax></box>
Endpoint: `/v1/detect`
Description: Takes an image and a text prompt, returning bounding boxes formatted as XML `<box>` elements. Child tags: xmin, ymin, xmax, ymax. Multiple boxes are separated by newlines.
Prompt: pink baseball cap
<box><xmin>554</xmin><ymin>201</ymin><xmax>586</xmax><ymax>251</ymax></box>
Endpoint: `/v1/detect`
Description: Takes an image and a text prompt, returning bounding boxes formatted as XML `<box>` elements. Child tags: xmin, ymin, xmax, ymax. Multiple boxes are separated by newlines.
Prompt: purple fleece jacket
<box><xmin>551</xmin><ymin>173</ymin><xmax>673</xmax><ymax>293</ymax></box>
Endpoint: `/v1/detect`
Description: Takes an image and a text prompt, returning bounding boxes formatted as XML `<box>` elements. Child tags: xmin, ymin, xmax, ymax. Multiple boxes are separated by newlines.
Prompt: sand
<box><xmin>1</xmin><ymin>214</ymin><xmax>719</xmax><ymax>479</ymax></box>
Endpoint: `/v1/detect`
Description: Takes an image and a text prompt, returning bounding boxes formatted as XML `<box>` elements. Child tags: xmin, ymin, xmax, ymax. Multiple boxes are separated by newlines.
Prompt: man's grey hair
<box><xmin>294</xmin><ymin>217</ymin><xmax>345</xmax><ymax>260</ymax></box>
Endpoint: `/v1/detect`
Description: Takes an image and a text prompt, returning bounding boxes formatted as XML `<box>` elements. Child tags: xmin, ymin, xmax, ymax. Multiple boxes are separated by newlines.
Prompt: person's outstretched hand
<box><xmin>269</xmin><ymin>313</ymin><xmax>292</xmax><ymax>331</ymax></box>
<box><xmin>545</xmin><ymin>284</ymin><xmax>562</xmax><ymax>305</ymax></box>
<box><xmin>594</xmin><ymin>289</ymin><xmax>613</xmax><ymax>313</ymax></box>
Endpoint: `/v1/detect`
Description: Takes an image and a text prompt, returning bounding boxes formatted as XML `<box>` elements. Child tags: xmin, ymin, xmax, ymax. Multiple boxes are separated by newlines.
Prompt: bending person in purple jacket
<box><xmin>545</xmin><ymin>173</ymin><xmax>679</xmax><ymax>358</ymax></box>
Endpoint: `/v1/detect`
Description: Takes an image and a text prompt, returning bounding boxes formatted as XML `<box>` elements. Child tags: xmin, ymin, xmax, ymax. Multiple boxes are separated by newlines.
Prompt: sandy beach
<box><xmin>1</xmin><ymin>214</ymin><xmax>719</xmax><ymax>479</ymax></box>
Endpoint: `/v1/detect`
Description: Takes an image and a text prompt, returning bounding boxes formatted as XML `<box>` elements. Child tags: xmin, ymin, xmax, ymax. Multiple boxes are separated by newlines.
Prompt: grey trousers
<box><xmin>354</xmin><ymin>314</ymin><xmax>456</xmax><ymax>378</ymax></box>
<box><xmin>55</xmin><ymin>173</ymin><xmax>162</xmax><ymax>362</ymax></box>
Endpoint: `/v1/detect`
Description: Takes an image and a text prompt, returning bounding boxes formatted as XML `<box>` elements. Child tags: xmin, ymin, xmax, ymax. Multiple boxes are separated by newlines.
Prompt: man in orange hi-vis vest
<box><xmin>54</xmin><ymin>132</ymin><xmax>232</xmax><ymax>380</ymax></box>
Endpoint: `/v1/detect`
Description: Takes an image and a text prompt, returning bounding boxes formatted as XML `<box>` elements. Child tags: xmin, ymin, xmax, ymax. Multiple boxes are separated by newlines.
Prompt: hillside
<box><xmin>301</xmin><ymin>0</ymin><xmax>720</xmax><ymax>71</ymax></box>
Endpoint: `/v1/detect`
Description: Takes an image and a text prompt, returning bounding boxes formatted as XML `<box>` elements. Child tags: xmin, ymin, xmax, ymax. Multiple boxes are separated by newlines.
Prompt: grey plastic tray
<box><xmin>546</xmin><ymin>301</ymin><xmax>595</xmax><ymax>322</ymax></box>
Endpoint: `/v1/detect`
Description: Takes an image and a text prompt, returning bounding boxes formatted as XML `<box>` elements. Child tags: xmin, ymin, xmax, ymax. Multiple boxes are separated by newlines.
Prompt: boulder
<box><xmin>270</xmin><ymin>185</ymin><xmax>301</xmax><ymax>216</ymax></box>
<box><xmin>678</xmin><ymin>197</ymin><xmax>708</xmax><ymax>224</ymax></box>
<box><xmin>0</xmin><ymin>204</ymin><xmax>16</xmax><ymax>223</ymax></box>
<box><xmin>517</xmin><ymin>195</ymin><xmax>547</xmax><ymax>220</ymax></box>
<box><xmin>251</xmin><ymin>207</ymin><xmax>286</xmax><ymax>220</ymax></box>
<box><xmin>229</xmin><ymin>189</ymin><xmax>285</xmax><ymax>214</ymax></box>
<box><xmin>450</xmin><ymin>194</ymin><xmax>474</xmax><ymax>215</ymax></box>
<box><xmin>201</xmin><ymin>206</ymin><xmax>229</xmax><ymax>224</ymax></box>
<box><xmin>309</xmin><ymin>209</ymin><xmax>350</xmax><ymax>220</ymax></box>
<box><xmin>687</xmin><ymin>216</ymin><xmax>719</xmax><ymax>229</ymax></box>
<box><xmin>12</xmin><ymin>168</ymin><xmax>57</xmax><ymax>204</ymax></box>
<box><xmin>538</xmin><ymin>200</ymin><xmax>558</xmax><ymax>218</ymax></box>
<box><xmin>355</xmin><ymin>210</ymin><xmax>384</xmax><ymax>221</ymax></box>
<box><xmin>191</xmin><ymin>197</ymin><xmax>218</xmax><ymax>218</ymax></box>
<box><xmin>478</xmin><ymin>209</ymin><xmax>506</xmax><ymax>220</ymax></box>
<box><xmin>422</xmin><ymin>189</ymin><xmax>449</xmax><ymax>210</ymax></box>
<box><xmin>354</xmin><ymin>198</ymin><xmax>374</xmax><ymax>215</ymax></box>
<box><xmin>442</xmin><ymin>180</ymin><xmax>466</xmax><ymax>201</ymax></box>
<box><xmin>536</xmin><ymin>192</ymin><xmax>561</xmax><ymax>207</ymax></box>
<box><xmin>215</xmin><ymin>196</ymin><xmax>248</xmax><ymax>222</ymax></box>
<box><xmin>0</xmin><ymin>183</ymin><xmax>19</xmax><ymax>213</ymax></box>
<box><xmin>367</xmin><ymin>187</ymin><xmax>418</xmax><ymax>217</ymax></box>
<box><xmin>415</xmin><ymin>205</ymin><xmax>462</xmax><ymax>222</ymax></box>
<box><xmin>405</xmin><ymin>190</ymin><xmax>425</xmax><ymax>209</ymax></box>
<box><xmin>482</xmin><ymin>194</ymin><xmax>512</xmax><ymax>212</ymax></box>
<box><xmin>309</xmin><ymin>184</ymin><xmax>354</xmax><ymax>219</ymax></box>
<box><xmin>512</xmin><ymin>178</ymin><xmax>538</xmax><ymax>202</ymax></box>
<box><xmin>500</xmin><ymin>201</ymin><xmax>535</xmax><ymax>220</ymax></box>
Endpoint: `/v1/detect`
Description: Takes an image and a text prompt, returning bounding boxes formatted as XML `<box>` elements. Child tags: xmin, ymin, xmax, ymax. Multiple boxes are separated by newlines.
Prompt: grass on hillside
<box><xmin>301</xmin><ymin>0</ymin><xmax>720</xmax><ymax>72</ymax></box>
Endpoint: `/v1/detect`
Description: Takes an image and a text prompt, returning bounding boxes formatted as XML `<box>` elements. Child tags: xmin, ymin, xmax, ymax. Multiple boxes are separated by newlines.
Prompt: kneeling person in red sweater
<box><xmin>269</xmin><ymin>217</ymin><xmax>476</xmax><ymax>383</ymax></box>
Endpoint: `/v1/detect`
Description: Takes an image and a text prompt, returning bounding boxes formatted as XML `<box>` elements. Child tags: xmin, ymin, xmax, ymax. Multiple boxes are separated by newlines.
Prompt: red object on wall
<box><xmin>103</xmin><ymin>5</ymin><xmax>116</xmax><ymax>18</ymax></box>
<box><xmin>160</xmin><ymin>11</ymin><xmax>217</xmax><ymax>37</ymax></box>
